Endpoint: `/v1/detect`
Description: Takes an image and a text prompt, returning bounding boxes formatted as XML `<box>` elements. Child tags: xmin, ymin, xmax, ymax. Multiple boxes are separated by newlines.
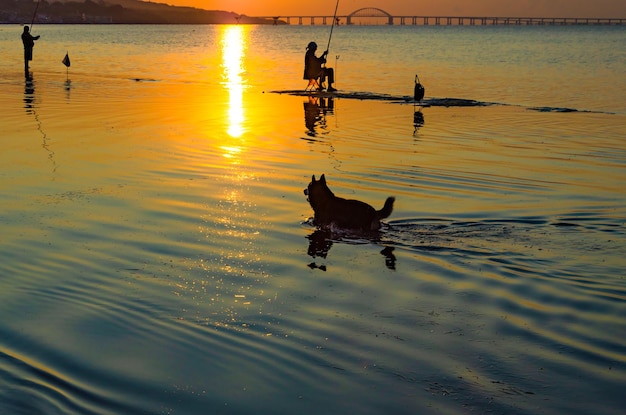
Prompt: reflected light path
<box><xmin>221</xmin><ymin>25</ymin><xmax>246</xmax><ymax>139</ymax></box>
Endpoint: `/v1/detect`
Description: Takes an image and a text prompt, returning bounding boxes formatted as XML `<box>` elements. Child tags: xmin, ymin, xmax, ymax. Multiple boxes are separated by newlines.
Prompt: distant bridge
<box><xmin>259</xmin><ymin>7</ymin><xmax>624</xmax><ymax>25</ymax></box>
<box><xmin>347</xmin><ymin>8</ymin><xmax>393</xmax><ymax>25</ymax></box>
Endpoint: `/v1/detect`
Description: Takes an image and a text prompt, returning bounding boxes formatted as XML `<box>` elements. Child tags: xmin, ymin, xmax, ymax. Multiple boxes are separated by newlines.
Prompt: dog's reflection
<box><xmin>305</xmin><ymin>228</ymin><xmax>396</xmax><ymax>271</ymax></box>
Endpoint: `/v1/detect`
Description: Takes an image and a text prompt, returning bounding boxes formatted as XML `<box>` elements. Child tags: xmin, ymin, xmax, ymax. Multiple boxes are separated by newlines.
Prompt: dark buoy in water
<box><xmin>413</xmin><ymin>74</ymin><xmax>425</xmax><ymax>135</ymax></box>
<box><xmin>414</xmin><ymin>74</ymin><xmax>425</xmax><ymax>103</ymax></box>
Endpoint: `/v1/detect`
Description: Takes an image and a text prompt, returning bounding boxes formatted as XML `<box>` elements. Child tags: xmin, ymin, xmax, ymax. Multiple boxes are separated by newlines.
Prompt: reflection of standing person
<box><xmin>22</xmin><ymin>26</ymin><xmax>40</xmax><ymax>78</ymax></box>
<box><xmin>24</xmin><ymin>77</ymin><xmax>35</xmax><ymax>112</ymax></box>
<box><xmin>303</xmin><ymin>42</ymin><xmax>336</xmax><ymax>92</ymax></box>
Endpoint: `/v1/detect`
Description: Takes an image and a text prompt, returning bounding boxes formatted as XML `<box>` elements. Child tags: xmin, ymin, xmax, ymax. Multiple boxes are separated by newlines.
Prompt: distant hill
<box><xmin>0</xmin><ymin>0</ymin><xmax>282</xmax><ymax>24</ymax></box>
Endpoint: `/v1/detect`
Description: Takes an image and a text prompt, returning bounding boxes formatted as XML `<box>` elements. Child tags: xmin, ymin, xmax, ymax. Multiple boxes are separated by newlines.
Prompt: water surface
<box><xmin>1</xmin><ymin>24</ymin><xmax>625</xmax><ymax>414</ymax></box>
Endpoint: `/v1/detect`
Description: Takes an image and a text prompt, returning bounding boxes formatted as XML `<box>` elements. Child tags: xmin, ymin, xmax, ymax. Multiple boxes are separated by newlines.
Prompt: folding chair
<box><xmin>305</xmin><ymin>78</ymin><xmax>322</xmax><ymax>92</ymax></box>
<box><xmin>305</xmin><ymin>71</ymin><xmax>325</xmax><ymax>92</ymax></box>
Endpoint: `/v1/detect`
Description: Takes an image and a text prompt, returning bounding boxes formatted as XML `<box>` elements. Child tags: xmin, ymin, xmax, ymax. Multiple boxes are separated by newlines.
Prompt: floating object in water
<box><xmin>414</xmin><ymin>74</ymin><xmax>425</xmax><ymax>102</ymax></box>
<box><xmin>130</xmin><ymin>78</ymin><xmax>159</xmax><ymax>82</ymax></box>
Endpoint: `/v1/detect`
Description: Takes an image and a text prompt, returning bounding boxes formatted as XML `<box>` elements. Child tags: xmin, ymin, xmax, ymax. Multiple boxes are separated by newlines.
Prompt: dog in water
<box><xmin>304</xmin><ymin>174</ymin><xmax>395</xmax><ymax>231</ymax></box>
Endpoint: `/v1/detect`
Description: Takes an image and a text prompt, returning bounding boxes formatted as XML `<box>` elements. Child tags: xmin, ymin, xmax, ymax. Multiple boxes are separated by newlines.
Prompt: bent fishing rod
<box><xmin>30</xmin><ymin>0</ymin><xmax>41</xmax><ymax>30</ymax></box>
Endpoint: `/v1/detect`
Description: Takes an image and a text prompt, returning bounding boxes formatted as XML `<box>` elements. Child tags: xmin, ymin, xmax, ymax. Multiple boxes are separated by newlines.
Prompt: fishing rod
<box><xmin>325</xmin><ymin>0</ymin><xmax>340</xmax><ymax>56</ymax></box>
<box><xmin>30</xmin><ymin>0</ymin><xmax>41</xmax><ymax>30</ymax></box>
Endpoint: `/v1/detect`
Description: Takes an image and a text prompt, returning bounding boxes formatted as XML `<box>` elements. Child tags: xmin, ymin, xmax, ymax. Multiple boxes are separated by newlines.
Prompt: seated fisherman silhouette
<box><xmin>303</xmin><ymin>41</ymin><xmax>336</xmax><ymax>92</ymax></box>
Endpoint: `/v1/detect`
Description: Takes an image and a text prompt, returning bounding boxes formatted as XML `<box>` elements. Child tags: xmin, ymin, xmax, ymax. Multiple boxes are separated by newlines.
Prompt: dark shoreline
<box><xmin>0</xmin><ymin>0</ymin><xmax>282</xmax><ymax>25</ymax></box>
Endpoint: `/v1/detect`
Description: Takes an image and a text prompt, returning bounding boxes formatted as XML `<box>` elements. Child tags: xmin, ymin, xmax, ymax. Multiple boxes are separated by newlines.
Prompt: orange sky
<box><xmin>161</xmin><ymin>0</ymin><xmax>626</xmax><ymax>18</ymax></box>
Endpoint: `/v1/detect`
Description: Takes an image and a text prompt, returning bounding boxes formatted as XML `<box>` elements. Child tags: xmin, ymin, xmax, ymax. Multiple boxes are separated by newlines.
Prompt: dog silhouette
<box><xmin>304</xmin><ymin>174</ymin><xmax>395</xmax><ymax>231</ymax></box>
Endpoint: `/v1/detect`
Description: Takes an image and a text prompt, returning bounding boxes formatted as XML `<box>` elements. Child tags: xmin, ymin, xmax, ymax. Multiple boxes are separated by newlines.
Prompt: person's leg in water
<box><xmin>24</xmin><ymin>48</ymin><xmax>32</xmax><ymax>79</ymax></box>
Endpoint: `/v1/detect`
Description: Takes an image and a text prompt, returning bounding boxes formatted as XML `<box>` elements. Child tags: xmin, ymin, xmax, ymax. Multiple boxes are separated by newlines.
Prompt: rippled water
<box><xmin>1</xmin><ymin>24</ymin><xmax>625</xmax><ymax>414</ymax></box>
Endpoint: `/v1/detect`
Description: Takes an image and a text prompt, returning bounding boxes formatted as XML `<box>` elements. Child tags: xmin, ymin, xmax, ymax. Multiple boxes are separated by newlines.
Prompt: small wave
<box><xmin>0</xmin><ymin>347</ymin><xmax>145</xmax><ymax>415</ymax></box>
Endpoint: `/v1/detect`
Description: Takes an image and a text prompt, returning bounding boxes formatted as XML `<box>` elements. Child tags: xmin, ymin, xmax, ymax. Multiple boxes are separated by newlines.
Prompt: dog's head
<box><xmin>304</xmin><ymin>174</ymin><xmax>332</xmax><ymax>208</ymax></box>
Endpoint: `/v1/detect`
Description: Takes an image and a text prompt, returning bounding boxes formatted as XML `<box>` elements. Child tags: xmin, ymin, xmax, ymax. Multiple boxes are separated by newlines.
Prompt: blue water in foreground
<box><xmin>1</xmin><ymin>24</ymin><xmax>625</xmax><ymax>414</ymax></box>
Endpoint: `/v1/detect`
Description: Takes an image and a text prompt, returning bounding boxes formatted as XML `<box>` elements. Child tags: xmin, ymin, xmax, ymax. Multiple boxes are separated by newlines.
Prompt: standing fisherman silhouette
<box><xmin>303</xmin><ymin>42</ymin><xmax>336</xmax><ymax>92</ymax></box>
<box><xmin>22</xmin><ymin>26</ymin><xmax>40</xmax><ymax>79</ymax></box>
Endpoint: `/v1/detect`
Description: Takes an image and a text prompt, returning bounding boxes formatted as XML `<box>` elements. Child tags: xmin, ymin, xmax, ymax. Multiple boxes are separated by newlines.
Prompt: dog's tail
<box><xmin>376</xmin><ymin>197</ymin><xmax>395</xmax><ymax>219</ymax></box>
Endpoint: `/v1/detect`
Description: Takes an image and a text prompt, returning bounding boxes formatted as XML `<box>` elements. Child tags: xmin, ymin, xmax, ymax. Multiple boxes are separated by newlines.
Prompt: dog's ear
<box><xmin>320</xmin><ymin>174</ymin><xmax>326</xmax><ymax>184</ymax></box>
<box><xmin>311</xmin><ymin>174</ymin><xmax>316</xmax><ymax>183</ymax></box>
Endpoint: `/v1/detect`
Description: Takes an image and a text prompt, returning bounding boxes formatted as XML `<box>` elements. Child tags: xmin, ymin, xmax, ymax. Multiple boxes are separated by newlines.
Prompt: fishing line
<box><xmin>24</xmin><ymin>80</ymin><xmax>57</xmax><ymax>173</ymax></box>
<box><xmin>335</xmin><ymin>54</ymin><xmax>340</xmax><ymax>88</ymax></box>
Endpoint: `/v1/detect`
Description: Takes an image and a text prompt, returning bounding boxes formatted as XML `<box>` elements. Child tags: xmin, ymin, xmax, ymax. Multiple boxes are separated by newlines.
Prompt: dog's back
<box><xmin>304</xmin><ymin>174</ymin><xmax>394</xmax><ymax>231</ymax></box>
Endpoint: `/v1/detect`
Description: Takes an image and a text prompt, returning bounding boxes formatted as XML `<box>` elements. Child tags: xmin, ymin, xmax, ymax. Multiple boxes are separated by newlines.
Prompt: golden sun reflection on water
<box><xmin>220</xmin><ymin>25</ymin><xmax>246</xmax><ymax>139</ymax></box>
<box><xmin>220</xmin><ymin>145</ymin><xmax>243</xmax><ymax>163</ymax></box>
